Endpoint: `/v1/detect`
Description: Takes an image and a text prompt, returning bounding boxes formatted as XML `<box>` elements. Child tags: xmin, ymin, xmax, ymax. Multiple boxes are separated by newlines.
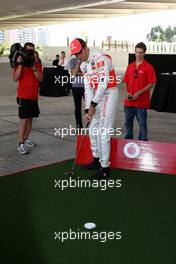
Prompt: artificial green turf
<box><xmin>0</xmin><ymin>160</ymin><xmax>176</xmax><ymax>264</ymax></box>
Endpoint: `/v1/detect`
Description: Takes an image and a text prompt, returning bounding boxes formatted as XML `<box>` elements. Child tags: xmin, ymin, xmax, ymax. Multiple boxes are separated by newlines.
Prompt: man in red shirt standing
<box><xmin>13</xmin><ymin>42</ymin><xmax>43</xmax><ymax>154</ymax></box>
<box><xmin>123</xmin><ymin>42</ymin><xmax>156</xmax><ymax>141</ymax></box>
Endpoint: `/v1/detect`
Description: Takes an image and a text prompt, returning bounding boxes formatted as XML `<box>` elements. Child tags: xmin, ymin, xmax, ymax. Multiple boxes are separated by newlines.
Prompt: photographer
<box><xmin>12</xmin><ymin>42</ymin><xmax>43</xmax><ymax>154</ymax></box>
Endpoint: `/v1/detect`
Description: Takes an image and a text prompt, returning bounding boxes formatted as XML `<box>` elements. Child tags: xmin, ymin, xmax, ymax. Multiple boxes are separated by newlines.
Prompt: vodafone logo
<box><xmin>123</xmin><ymin>142</ymin><xmax>140</xmax><ymax>159</ymax></box>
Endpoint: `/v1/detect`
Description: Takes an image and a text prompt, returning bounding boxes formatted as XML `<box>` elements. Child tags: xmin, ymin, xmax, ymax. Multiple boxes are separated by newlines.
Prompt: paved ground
<box><xmin>0</xmin><ymin>61</ymin><xmax>176</xmax><ymax>176</ymax></box>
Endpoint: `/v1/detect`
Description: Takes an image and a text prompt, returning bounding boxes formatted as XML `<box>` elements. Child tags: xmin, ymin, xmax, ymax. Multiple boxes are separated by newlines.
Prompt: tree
<box><xmin>0</xmin><ymin>41</ymin><xmax>10</xmax><ymax>56</ymax></box>
<box><xmin>147</xmin><ymin>25</ymin><xmax>176</xmax><ymax>42</ymax></box>
<box><xmin>0</xmin><ymin>45</ymin><xmax>4</xmax><ymax>56</ymax></box>
<box><xmin>147</xmin><ymin>26</ymin><xmax>165</xmax><ymax>42</ymax></box>
<box><xmin>165</xmin><ymin>26</ymin><xmax>175</xmax><ymax>42</ymax></box>
<box><xmin>35</xmin><ymin>45</ymin><xmax>43</xmax><ymax>57</ymax></box>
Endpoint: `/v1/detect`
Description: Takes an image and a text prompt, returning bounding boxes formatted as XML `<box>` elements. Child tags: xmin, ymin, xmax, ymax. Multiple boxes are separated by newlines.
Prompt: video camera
<box><xmin>9</xmin><ymin>43</ymin><xmax>35</xmax><ymax>68</ymax></box>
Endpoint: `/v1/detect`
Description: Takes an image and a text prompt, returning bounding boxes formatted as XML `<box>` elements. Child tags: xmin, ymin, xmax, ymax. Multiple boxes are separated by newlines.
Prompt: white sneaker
<box><xmin>24</xmin><ymin>138</ymin><xmax>36</xmax><ymax>147</ymax></box>
<box><xmin>17</xmin><ymin>143</ymin><xmax>29</xmax><ymax>154</ymax></box>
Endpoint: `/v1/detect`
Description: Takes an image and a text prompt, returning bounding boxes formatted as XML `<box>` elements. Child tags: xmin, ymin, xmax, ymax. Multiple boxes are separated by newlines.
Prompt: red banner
<box><xmin>76</xmin><ymin>136</ymin><xmax>176</xmax><ymax>175</ymax></box>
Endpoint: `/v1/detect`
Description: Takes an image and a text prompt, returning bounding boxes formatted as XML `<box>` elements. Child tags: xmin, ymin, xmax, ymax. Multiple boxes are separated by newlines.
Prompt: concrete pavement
<box><xmin>0</xmin><ymin>61</ymin><xmax>175</xmax><ymax>176</ymax></box>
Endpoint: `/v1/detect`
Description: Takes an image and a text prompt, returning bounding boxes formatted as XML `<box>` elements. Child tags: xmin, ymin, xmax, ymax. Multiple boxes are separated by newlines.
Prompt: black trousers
<box><xmin>72</xmin><ymin>87</ymin><xmax>85</xmax><ymax>128</ymax></box>
<box><xmin>66</xmin><ymin>82</ymin><xmax>72</xmax><ymax>94</ymax></box>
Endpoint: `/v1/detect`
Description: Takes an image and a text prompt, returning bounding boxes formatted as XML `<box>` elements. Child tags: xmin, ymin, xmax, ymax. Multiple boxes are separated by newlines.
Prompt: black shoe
<box><xmin>83</xmin><ymin>157</ymin><xmax>101</xmax><ymax>170</ymax></box>
<box><xmin>89</xmin><ymin>167</ymin><xmax>110</xmax><ymax>180</ymax></box>
<box><xmin>124</xmin><ymin>135</ymin><xmax>133</xmax><ymax>139</ymax></box>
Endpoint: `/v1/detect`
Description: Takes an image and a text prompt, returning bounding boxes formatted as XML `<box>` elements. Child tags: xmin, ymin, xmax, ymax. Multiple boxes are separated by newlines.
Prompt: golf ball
<box><xmin>84</xmin><ymin>222</ymin><xmax>96</xmax><ymax>230</ymax></box>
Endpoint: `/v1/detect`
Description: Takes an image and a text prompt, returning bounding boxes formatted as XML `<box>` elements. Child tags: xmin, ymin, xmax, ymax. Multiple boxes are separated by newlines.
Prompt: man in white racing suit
<box><xmin>70</xmin><ymin>38</ymin><xmax>118</xmax><ymax>179</ymax></box>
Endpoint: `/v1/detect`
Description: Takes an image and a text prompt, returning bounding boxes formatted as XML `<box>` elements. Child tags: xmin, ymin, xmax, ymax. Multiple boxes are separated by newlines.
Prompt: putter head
<box><xmin>64</xmin><ymin>123</ymin><xmax>89</xmax><ymax>178</ymax></box>
<box><xmin>64</xmin><ymin>170</ymin><xmax>74</xmax><ymax>176</ymax></box>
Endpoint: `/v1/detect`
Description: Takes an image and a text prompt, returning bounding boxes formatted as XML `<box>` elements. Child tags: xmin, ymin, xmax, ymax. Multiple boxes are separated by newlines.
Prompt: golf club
<box><xmin>64</xmin><ymin>122</ymin><xmax>89</xmax><ymax>176</ymax></box>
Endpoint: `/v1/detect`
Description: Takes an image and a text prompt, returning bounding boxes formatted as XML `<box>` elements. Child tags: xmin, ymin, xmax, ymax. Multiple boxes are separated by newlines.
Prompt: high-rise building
<box><xmin>4</xmin><ymin>27</ymin><xmax>49</xmax><ymax>46</ymax></box>
<box><xmin>0</xmin><ymin>31</ymin><xmax>5</xmax><ymax>43</ymax></box>
<box><xmin>5</xmin><ymin>29</ymin><xmax>23</xmax><ymax>44</ymax></box>
<box><xmin>36</xmin><ymin>28</ymin><xmax>49</xmax><ymax>46</ymax></box>
<box><xmin>22</xmin><ymin>29</ymin><xmax>33</xmax><ymax>43</ymax></box>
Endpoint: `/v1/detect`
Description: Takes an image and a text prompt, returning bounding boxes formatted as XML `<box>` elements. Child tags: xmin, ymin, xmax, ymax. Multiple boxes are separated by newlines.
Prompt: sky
<box><xmin>48</xmin><ymin>10</ymin><xmax>176</xmax><ymax>46</ymax></box>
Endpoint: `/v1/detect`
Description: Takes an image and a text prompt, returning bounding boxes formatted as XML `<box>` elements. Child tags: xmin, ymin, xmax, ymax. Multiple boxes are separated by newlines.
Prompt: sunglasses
<box><xmin>134</xmin><ymin>69</ymin><xmax>138</xmax><ymax>79</ymax></box>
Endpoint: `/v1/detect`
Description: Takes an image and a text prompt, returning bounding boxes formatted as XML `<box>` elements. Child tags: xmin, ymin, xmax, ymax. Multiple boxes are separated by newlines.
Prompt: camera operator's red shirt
<box><xmin>124</xmin><ymin>60</ymin><xmax>156</xmax><ymax>108</ymax></box>
<box><xmin>14</xmin><ymin>63</ymin><xmax>42</xmax><ymax>100</ymax></box>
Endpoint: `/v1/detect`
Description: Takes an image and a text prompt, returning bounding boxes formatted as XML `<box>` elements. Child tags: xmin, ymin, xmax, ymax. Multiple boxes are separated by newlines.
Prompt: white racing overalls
<box><xmin>81</xmin><ymin>51</ymin><xmax>118</xmax><ymax>168</ymax></box>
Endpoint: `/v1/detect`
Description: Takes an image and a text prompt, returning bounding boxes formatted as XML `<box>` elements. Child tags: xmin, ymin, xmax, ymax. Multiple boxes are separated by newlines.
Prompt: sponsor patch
<box><xmin>97</xmin><ymin>60</ymin><xmax>105</xmax><ymax>68</ymax></box>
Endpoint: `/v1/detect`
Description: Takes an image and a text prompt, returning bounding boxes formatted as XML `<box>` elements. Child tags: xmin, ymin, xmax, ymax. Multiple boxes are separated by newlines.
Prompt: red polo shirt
<box><xmin>14</xmin><ymin>63</ymin><xmax>42</xmax><ymax>100</ymax></box>
<box><xmin>124</xmin><ymin>60</ymin><xmax>156</xmax><ymax>108</ymax></box>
